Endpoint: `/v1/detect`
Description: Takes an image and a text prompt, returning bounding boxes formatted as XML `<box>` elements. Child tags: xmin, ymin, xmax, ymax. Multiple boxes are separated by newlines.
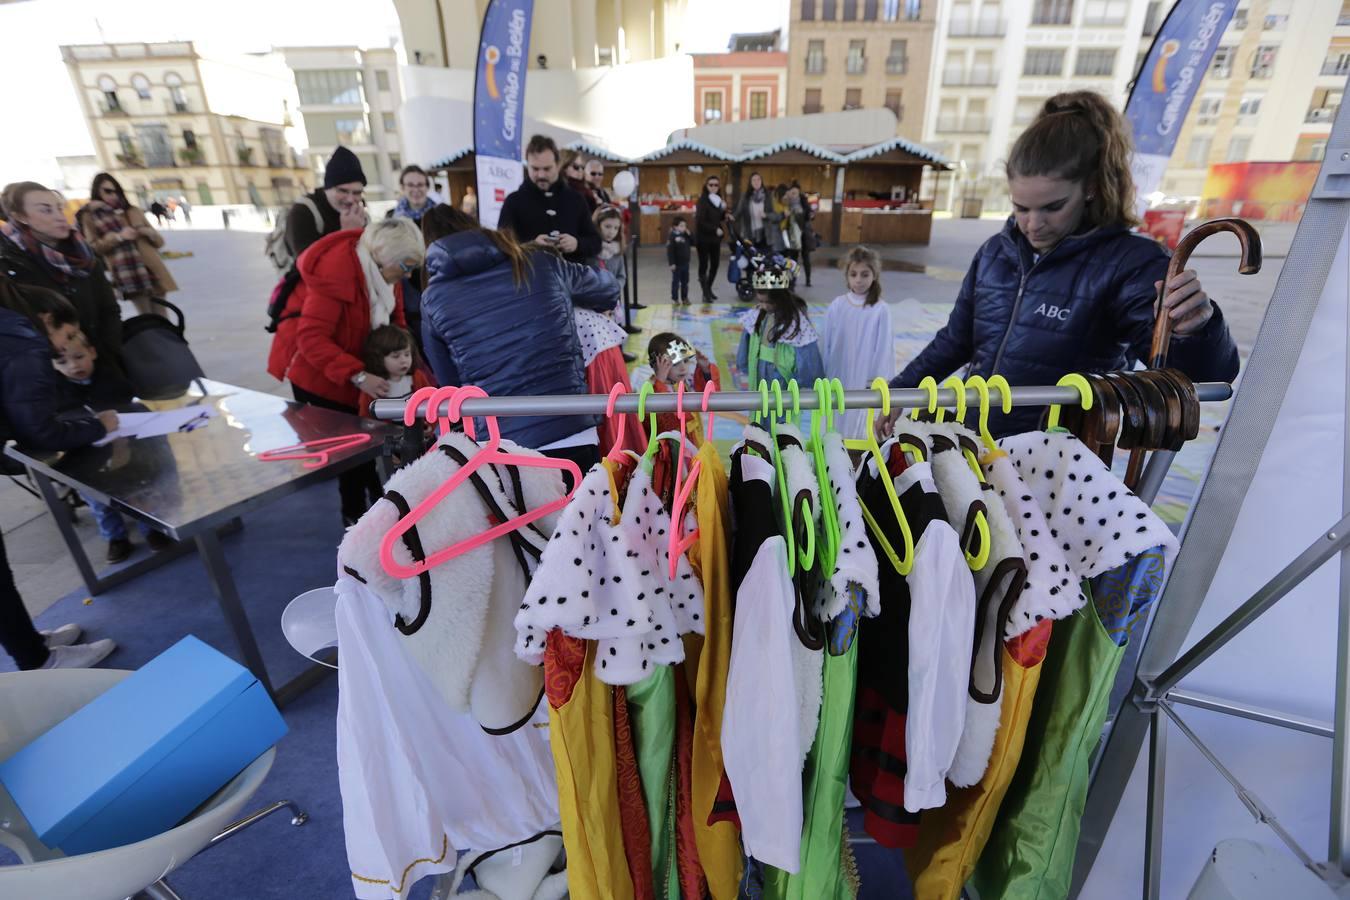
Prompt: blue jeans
<box><xmin>83</xmin><ymin>494</ymin><xmax>148</xmax><ymax>542</ymax></box>
<box><xmin>671</xmin><ymin>264</ymin><xmax>689</xmax><ymax>301</ymax></box>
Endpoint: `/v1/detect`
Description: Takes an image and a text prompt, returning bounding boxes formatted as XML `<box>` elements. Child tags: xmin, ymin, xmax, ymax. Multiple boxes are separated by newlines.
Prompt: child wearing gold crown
<box><xmin>734</xmin><ymin>257</ymin><xmax>825</xmax><ymax>402</ymax></box>
<box><xmin>647</xmin><ymin>331</ymin><xmax>719</xmax><ymax>446</ymax></box>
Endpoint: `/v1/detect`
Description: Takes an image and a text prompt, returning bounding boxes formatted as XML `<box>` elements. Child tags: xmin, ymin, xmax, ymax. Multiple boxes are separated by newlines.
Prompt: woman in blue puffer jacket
<box><xmin>886</xmin><ymin>92</ymin><xmax>1241</xmax><ymax>437</ymax></box>
<box><xmin>419</xmin><ymin>206</ymin><xmax>619</xmax><ymax>465</ymax></box>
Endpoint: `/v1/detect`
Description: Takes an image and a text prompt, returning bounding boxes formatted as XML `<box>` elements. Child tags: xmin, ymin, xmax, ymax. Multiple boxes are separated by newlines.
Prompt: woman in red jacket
<box><xmin>268</xmin><ymin>216</ymin><xmax>425</xmax><ymax>524</ymax></box>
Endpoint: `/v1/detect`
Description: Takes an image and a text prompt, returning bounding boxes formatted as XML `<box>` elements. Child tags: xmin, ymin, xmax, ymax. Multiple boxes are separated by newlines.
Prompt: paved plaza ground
<box><xmin>1</xmin><ymin>216</ymin><xmax>1293</xmax><ymax>617</ymax></box>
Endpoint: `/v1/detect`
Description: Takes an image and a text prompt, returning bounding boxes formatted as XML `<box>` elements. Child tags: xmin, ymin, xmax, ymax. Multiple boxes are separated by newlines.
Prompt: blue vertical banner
<box><xmin>1125</xmin><ymin>0</ymin><xmax>1240</xmax><ymax>214</ymax></box>
<box><xmin>473</xmin><ymin>0</ymin><xmax>534</xmax><ymax>228</ymax></box>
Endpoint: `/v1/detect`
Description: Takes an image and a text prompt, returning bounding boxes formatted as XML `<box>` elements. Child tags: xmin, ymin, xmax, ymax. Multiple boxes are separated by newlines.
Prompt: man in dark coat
<box><xmin>285</xmin><ymin>146</ymin><xmax>370</xmax><ymax>260</ymax></box>
<box><xmin>497</xmin><ymin>134</ymin><xmax>601</xmax><ymax>265</ymax></box>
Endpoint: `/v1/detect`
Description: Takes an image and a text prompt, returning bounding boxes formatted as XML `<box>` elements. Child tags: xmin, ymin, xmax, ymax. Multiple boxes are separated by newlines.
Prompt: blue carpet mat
<box><xmin>7</xmin><ymin>480</ymin><xmax>913</xmax><ymax>899</ymax></box>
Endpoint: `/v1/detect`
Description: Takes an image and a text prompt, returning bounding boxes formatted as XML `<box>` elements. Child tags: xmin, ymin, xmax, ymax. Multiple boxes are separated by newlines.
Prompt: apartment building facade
<box><xmin>280</xmin><ymin>47</ymin><xmax>404</xmax><ymax>201</ymax></box>
<box><xmin>922</xmin><ymin>0</ymin><xmax>1156</xmax><ymax>211</ymax></box>
<box><xmin>1154</xmin><ymin>0</ymin><xmax>1348</xmax><ymax>200</ymax></box>
<box><xmin>786</xmin><ymin>0</ymin><xmax>938</xmax><ymax>141</ymax></box>
<box><xmin>61</xmin><ymin>42</ymin><xmax>310</xmax><ymax>208</ymax></box>
<box><xmin>692</xmin><ymin>31</ymin><xmax>788</xmax><ymax>125</ymax></box>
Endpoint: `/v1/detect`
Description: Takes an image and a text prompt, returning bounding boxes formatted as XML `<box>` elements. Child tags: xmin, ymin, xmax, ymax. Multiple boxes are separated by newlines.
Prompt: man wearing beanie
<box><xmin>285</xmin><ymin>146</ymin><xmax>370</xmax><ymax>262</ymax></box>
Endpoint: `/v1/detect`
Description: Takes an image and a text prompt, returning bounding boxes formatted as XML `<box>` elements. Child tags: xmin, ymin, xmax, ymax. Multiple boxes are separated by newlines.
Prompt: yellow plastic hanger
<box><xmin>936</xmin><ymin>375</ymin><xmax>966</xmax><ymax>424</ymax></box>
<box><xmin>911</xmin><ymin>375</ymin><xmax>939</xmax><ymax>420</ymax></box>
<box><xmin>846</xmin><ymin>377</ymin><xmax>916</xmax><ymax>575</ymax></box>
<box><xmin>1047</xmin><ymin>373</ymin><xmax>1093</xmax><ymax>431</ymax></box>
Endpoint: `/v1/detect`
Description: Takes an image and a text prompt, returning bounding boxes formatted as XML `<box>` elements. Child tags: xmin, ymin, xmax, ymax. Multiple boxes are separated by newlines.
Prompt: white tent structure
<box><xmin>1064</xmin><ymin>90</ymin><xmax>1350</xmax><ymax>899</ymax></box>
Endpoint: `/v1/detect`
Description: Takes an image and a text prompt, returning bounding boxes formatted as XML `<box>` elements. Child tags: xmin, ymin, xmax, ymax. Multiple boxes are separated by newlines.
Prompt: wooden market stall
<box><xmin>630</xmin><ymin>140</ymin><xmax>737</xmax><ymax>244</ymax></box>
<box><xmin>424</xmin><ymin>147</ymin><xmax>476</xmax><ymax>212</ymax></box>
<box><xmin>838</xmin><ymin>138</ymin><xmax>951</xmax><ymax>246</ymax></box>
<box><xmin>735</xmin><ymin>139</ymin><xmax>847</xmax><ymax>246</ymax></box>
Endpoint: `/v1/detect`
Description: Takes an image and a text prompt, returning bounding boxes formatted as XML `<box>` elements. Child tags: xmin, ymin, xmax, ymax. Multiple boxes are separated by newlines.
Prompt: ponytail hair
<box><xmin>1005</xmin><ymin>91</ymin><xmax>1139</xmax><ymax>229</ymax></box>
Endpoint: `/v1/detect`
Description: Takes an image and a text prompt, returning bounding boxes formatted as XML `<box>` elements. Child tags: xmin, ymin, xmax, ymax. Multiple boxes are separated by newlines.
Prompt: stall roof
<box><xmin>845</xmin><ymin>137</ymin><xmax>950</xmax><ymax>168</ymax></box>
<box><xmin>564</xmin><ymin>140</ymin><xmax>632</xmax><ymax>164</ymax></box>
<box><xmin>636</xmin><ymin>139</ymin><xmax>739</xmax><ymax>165</ymax></box>
<box><xmin>737</xmin><ymin>139</ymin><xmax>847</xmax><ymax>165</ymax></box>
<box><xmin>427</xmin><ymin>147</ymin><xmax>474</xmax><ymax>170</ymax></box>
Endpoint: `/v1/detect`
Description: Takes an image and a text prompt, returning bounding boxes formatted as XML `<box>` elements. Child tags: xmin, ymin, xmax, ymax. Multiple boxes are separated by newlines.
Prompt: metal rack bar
<box><xmin>370</xmin><ymin>382</ymin><xmax>1234</xmax><ymax>422</ymax></box>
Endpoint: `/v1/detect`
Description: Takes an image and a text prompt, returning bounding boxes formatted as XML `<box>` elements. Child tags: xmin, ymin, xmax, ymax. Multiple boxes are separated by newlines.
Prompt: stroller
<box><xmin>724</xmin><ymin>228</ymin><xmax>764</xmax><ymax>304</ymax></box>
<box><xmin>119</xmin><ymin>297</ymin><xmax>207</xmax><ymax>400</ymax></box>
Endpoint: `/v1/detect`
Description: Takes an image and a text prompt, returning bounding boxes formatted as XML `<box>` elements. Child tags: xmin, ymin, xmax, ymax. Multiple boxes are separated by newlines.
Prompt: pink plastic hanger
<box><xmin>259</xmin><ymin>433</ymin><xmax>373</xmax><ymax>469</ymax></box>
<box><xmin>604</xmin><ymin>382</ymin><xmax>631</xmax><ymax>463</ymax></box>
<box><xmin>378</xmin><ymin>385</ymin><xmax>581</xmax><ymax>579</ymax></box>
<box><xmin>667</xmin><ymin>380</ymin><xmax>716</xmax><ymax>577</ymax></box>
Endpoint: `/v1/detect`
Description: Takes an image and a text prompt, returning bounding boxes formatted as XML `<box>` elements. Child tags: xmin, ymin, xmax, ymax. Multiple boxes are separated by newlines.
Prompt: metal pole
<box><xmin>1135</xmin><ymin>449</ymin><xmax>1176</xmax><ymax>507</ymax></box>
<box><xmin>1149</xmin><ymin>512</ymin><xmax>1350</xmax><ymax>699</ymax></box>
<box><xmin>1143</xmin><ymin>708</ymin><xmax>1166</xmax><ymax>900</ymax></box>
<box><xmin>1158</xmin><ymin>700</ymin><xmax>1321</xmax><ymax>872</ymax></box>
<box><xmin>1334</xmin><ymin>245</ymin><xmax>1350</xmax><ymax>873</ymax></box>
<box><xmin>372</xmin><ymin>382</ymin><xmax>1234</xmax><ymax>422</ymax></box>
<box><xmin>1167</xmin><ymin>687</ymin><xmax>1334</xmax><ymax>739</ymax></box>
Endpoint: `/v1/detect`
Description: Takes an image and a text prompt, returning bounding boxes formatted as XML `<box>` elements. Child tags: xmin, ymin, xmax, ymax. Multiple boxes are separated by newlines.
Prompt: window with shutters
<box><xmin>1032</xmin><ymin>0</ymin><xmax>1073</xmax><ymax>25</ymax></box>
<box><xmin>1210</xmin><ymin>46</ymin><xmax>1234</xmax><ymax>78</ymax></box>
<box><xmin>703</xmin><ymin>91</ymin><xmax>723</xmax><ymax>123</ymax></box>
<box><xmin>844</xmin><ymin>0</ymin><xmax>858</xmax><ymax>19</ymax></box>
<box><xmin>1250</xmin><ymin>45</ymin><xmax>1277</xmax><ymax>79</ymax></box>
<box><xmin>1074</xmin><ymin>48</ymin><xmax>1117</xmax><ymax>77</ymax></box>
<box><xmin>806</xmin><ymin>40</ymin><xmax>826</xmax><ymax>74</ymax></box>
<box><xmin>848</xmin><ymin>40</ymin><xmax>867</xmax><ymax>74</ymax></box>
<box><xmin>131</xmin><ymin>74</ymin><xmax>151</xmax><ymax>100</ymax></box>
<box><xmin>844</xmin><ymin>88</ymin><xmax>862</xmax><ymax>110</ymax></box>
<box><xmin>822</xmin><ymin>0</ymin><xmax>837</xmax><ymax>19</ymax></box>
<box><xmin>1186</xmin><ymin>134</ymin><xmax>1213</xmax><ymax>166</ymax></box>
<box><xmin>884</xmin><ymin>89</ymin><xmax>903</xmax><ymax>119</ymax></box>
<box><xmin>749</xmin><ymin>91</ymin><xmax>769</xmax><ymax>119</ymax></box>
<box><xmin>1023</xmin><ymin>48</ymin><xmax>1065</xmax><ymax>76</ymax></box>
<box><xmin>802</xmin><ymin>0</ymin><xmax>816</xmax><ymax>19</ymax></box>
<box><xmin>887</xmin><ymin>40</ymin><xmax>908</xmax><ymax>73</ymax></box>
<box><xmin>804</xmin><ymin>88</ymin><xmax>823</xmax><ymax>114</ymax></box>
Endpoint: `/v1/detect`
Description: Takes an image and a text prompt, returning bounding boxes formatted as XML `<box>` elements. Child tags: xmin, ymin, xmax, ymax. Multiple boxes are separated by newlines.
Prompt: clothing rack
<box><xmin>370</xmin><ymin>382</ymin><xmax>1235</xmax><ymax>422</ymax></box>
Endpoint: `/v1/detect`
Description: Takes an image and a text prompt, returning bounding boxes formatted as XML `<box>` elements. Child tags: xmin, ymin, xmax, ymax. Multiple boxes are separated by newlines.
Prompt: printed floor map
<box><xmin>623</xmin><ymin>298</ymin><xmax>1225</xmax><ymax>529</ymax></box>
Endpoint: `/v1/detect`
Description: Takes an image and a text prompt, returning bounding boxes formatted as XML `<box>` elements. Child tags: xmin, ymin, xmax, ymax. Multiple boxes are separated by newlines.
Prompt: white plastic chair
<box><xmin>0</xmin><ymin>669</ymin><xmax>302</xmax><ymax>900</ymax></box>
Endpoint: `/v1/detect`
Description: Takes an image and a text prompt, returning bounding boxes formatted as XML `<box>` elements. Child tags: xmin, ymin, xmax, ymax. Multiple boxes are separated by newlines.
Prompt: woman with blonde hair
<box><xmin>883</xmin><ymin>91</ymin><xmax>1240</xmax><ymax>437</ymax></box>
<box><xmin>267</xmin><ymin>216</ymin><xmax>425</xmax><ymax>523</ymax></box>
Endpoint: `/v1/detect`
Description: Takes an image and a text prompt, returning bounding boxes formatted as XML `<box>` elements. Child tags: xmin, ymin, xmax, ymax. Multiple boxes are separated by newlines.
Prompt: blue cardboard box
<box><xmin>0</xmin><ymin>635</ymin><xmax>287</xmax><ymax>856</ymax></box>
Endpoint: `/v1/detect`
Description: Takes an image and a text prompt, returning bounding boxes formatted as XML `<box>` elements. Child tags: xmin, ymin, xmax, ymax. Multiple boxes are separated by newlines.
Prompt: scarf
<box><xmin>83</xmin><ymin>200</ymin><xmax>157</xmax><ymax>297</ymax></box>
<box><xmin>707</xmin><ymin>193</ymin><xmax>724</xmax><ymax>210</ymax></box>
<box><xmin>749</xmin><ymin>192</ymin><xmax>765</xmax><ymax>233</ymax></box>
<box><xmin>356</xmin><ymin>235</ymin><xmax>397</xmax><ymax>329</ymax></box>
<box><xmin>0</xmin><ymin>219</ymin><xmax>97</xmax><ymax>283</ymax></box>
<box><xmin>392</xmin><ymin>196</ymin><xmax>431</xmax><ymax>223</ymax></box>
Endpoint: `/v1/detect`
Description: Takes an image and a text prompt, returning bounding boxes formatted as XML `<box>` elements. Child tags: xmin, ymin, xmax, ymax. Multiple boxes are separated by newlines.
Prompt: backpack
<box><xmin>263</xmin><ymin>197</ymin><xmax>324</xmax><ymax>333</ymax></box>
<box><xmin>264</xmin><ymin>196</ymin><xmax>323</xmax><ymax>273</ymax></box>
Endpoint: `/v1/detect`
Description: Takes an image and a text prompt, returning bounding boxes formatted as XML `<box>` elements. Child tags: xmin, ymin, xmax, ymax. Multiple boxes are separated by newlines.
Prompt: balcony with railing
<box><xmin>943</xmin><ymin>68</ymin><xmax>998</xmax><ymax>86</ymax></box>
<box><xmin>1307</xmin><ymin>106</ymin><xmax>1340</xmax><ymax>123</ymax></box>
<box><xmin>803</xmin><ymin>100</ymin><xmax>824</xmax><ymax>114</ymax></box>
<box><xmin>949</xmin><ymin>19</ymin><xmax>1006</xmax><ymax>37</ymax></box>
<box><xmin>886</xmin><ymin>55</ymin><xmax>908</xmax><ymax>74</ymax></box>
<box><xmin>847</xmin><ymin>56</ymin><xmax>867</xmax><ymax>75</ymax></box>
<box><xmin>937</xmin><ymin>115</ymin><xmax>991</xmax><ymax>132</ymax></box>
<box><xmin>805</xmin><ymin>55</ymin><xmax>825</xmax><ymax>75</ymax></box>
<box><xmin>1323</xmin><ymin>60</ymin><xmax>1350</xmax><ymax>77</ymax></box>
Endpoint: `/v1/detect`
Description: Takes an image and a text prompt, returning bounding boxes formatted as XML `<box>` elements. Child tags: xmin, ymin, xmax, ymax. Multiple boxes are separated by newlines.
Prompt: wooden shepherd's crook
<box><xmin>1126</xmin><ymin>217</ymin><xmax>1262</xmax><ymax>488</ymax></box>
<box><xmin>1148</xmin><ymin>217</ymin><xmax>1262</xmax><ymax>369</ymax></box>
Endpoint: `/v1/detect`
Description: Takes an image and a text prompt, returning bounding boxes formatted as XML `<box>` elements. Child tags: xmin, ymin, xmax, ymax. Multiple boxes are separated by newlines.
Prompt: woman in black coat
<box><xmin>694</xmin><ymin>174</ymin><xmax>730</xmax><ymax>303</ymax></box>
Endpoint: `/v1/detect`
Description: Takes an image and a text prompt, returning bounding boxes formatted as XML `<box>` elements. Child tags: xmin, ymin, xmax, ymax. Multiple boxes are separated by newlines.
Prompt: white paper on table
<box><xmin>94</xmin><ymin>407</ymin><xmax>216</xmax><ymax>446</ymax></box>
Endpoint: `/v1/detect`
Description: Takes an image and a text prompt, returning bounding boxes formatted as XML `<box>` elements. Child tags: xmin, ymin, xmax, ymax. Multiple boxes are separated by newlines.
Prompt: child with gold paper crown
<box><xmin>646</xmin><ymin>331</ymin><xmax>719</xmax><ymax>447</ymax></box>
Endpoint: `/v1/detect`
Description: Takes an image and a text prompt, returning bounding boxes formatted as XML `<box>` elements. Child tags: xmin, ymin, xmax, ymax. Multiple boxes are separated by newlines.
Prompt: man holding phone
<box><xmin>497</xmin><ymin>134</ymin><xmax>600</xmax><ymax>264</ymax></box>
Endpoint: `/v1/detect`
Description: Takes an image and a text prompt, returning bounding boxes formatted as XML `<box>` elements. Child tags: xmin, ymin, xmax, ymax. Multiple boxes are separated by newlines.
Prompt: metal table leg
<box><xmin>28</xmin><ymin>467</ymin><xmax>207</xmax><ymax>596</ymax></box>
<box><xmin>194</xmin><ymin>527</ymin><xmax>334</xmax><ymax>707</ymax></box>
<box><xmin>195</xmin><ymin>528</ymin><xmax>274</xmax><ymax>696</ymax></box>
<box><xmin>30</xmin><ymin>468</ymin><xmax>101</xmax><ymax>594</ymax></box>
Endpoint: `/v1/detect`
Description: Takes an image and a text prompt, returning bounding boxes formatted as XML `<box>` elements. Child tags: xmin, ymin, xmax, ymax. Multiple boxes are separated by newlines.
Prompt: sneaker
<box><xmin>145</xmin><ymin>530</ymin><xmax>175</xmax><ymax>552</ymax></box>
<box><xmin>709</xmin><ymin>290</ymin><xmax>719</xmax><ymax>300</ymax></box>
<box><xmin>106</xmin><ymin>538</ymin><xmax>133</xmax><ymax>564</ymax></box>
<box><xmin>39</xmin><ymin>639</ymin><xmax>117</xmax><ymax>670</ymax></box>
<box><xmin>41</xmin><ymin>623</ymin><xmax>82</xmax><ymax>648</ymax></box>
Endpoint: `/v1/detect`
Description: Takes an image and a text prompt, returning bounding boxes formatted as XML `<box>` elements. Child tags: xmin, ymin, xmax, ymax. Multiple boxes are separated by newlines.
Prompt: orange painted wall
<box><xmin>1200</xmin><ymin>162</ymin><xmax>1321</xmax><ymax>222</ymax></box>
